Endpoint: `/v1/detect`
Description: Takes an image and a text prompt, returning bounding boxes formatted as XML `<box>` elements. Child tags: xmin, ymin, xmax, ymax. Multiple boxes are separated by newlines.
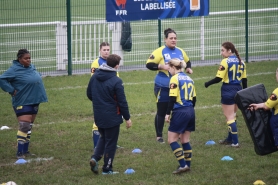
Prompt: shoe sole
<box><xmin>172</xmin><ymin>167</ymin><xmax>190</xmax><ymax>174</ymax></box>
<box><xmin>90</xmin><ymin>159</ymin><xmax>98</xmax><ymax>174</ymax></box>
<box><xmin>102</xmin><ymin>172</ymin><xmax>119</xmax><ymax>175</ymax></box>
<box><xmin>219</xmin><ymin>140</ymin><xmax>232</xmax><ymax>145</ymax></box>
<box><xmin>16</xmin><ymin>156</ymin><xmax>25</xmax><ymax>159</ymax></box>
<box><xmin>230</xmin><ymin>145</ymin><xmax>240</xmax><ymax>148</ymax></box>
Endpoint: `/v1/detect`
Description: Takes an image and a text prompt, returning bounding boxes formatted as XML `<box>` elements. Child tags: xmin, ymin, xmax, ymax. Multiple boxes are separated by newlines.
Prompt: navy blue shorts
<box><xmin>154</xmin><ymin>84</ymin><xmax>169</xmax><ymax>102</ymax></box>
<box><xmin>168</xmin><ymin>106</ymin><xmax>195</xmax><ymax>133</ymax></box>
<box><xmin>270</xmin><ymin>111</ymin><xmax>278</xmax><ymax>146</ymax></box>
<box><xmin>13</xmin><ymin>104</ymin><xmax>40</xmax><ymax>117</ymax></box>
<box><xmin>221</xmin><ymin>84</ymin><xmax>242</xmax><ymax>105</ymax></box>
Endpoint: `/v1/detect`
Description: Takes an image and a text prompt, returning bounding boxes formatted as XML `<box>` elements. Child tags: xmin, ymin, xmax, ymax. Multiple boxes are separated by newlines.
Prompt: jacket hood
<box><xmin>95</xmin><ymin>64</ymin><xmax>117</xmax><ymax>81</ymax></box>
<box><xmin>13</xmin><ymin>60</ymin><xmax>31</xmax><ymax>68</ymax></box>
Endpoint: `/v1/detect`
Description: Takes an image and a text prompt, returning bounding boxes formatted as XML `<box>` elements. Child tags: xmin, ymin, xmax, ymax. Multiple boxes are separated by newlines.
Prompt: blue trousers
<box><xmin>91</xmin><ymin>125</ymin><xmax>120</xmax><ymax>172</ymax></box>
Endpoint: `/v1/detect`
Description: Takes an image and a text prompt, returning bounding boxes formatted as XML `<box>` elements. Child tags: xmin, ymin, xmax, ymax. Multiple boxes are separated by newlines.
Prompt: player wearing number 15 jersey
<box><xmin>204</xmin><ymin>41</ymin><xmax>247</xmax><ymax>148</ymax></box>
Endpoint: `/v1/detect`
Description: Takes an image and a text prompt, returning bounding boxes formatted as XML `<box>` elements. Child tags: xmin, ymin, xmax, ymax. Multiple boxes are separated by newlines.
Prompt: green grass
<box><xmin>0</xmin><ymin>60</ymin><xmax>278</xmax><ymax>185</ymax></box>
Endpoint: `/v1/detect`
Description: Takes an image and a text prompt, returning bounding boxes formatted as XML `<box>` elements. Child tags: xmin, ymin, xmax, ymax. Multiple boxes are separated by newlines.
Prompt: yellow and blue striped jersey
<box><xmin>216</xmin><ymin>55</ymin><xmax>247</xmax><ymax>84</ymax></box>
<box><xmin>265</xmin><ymin>88</ymin><xmax>278</xmax><ymax>115</ymax></box>
<box><xmin>91</xmin><ymin>57</ymin><xmax>107</xmax><ymax>76</ymax></box>
<box><xmin>146</xmin><ymin>45</ymin><xmax>190</xmax><ymax>87</ymax></box>
<box><xmin>169</xmin><ymin>72</ymin><xmax>196</xmax><ymax>109</ymax></box>
<box><xmin>90</xmin><ymin>57</ymin><xmax>119</xmax><ymax>77</ymax></box>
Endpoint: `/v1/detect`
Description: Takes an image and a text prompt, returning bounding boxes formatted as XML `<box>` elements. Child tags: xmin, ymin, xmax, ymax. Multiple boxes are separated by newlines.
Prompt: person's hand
<box><xmin>12</xmin><ymin>90</ymin><xmax>17</xmax><ymax>96</ymax></box>
<box><xmin>165</xmin><ymin>114</ymin><xmax>170</xmax><ymax>123</ymax></box>
<box><xmin>248</xmin><ymin>104</ymin><xmax>260</xmax><ymax>111</ymax></box>
<box><xmin>126</xmin><ymin>119</ymin><xmax>132</xmax><ymax>129</ymax></box>
<box><xmin>204</xmin><ymin>82</ymin><xmax>209</xmax><ymax>88</ymax></box>
<box><xmin>185</xmin><ymin>68</ymin><xmax>193</xmax><ymax>74</ymax></box>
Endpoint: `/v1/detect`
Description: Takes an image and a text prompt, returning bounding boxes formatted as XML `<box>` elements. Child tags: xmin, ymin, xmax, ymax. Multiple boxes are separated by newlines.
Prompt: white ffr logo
<box><xmin>116</xmin><ymin>10</ymin><xmax>127</xmax><ymax>15</ymax></box>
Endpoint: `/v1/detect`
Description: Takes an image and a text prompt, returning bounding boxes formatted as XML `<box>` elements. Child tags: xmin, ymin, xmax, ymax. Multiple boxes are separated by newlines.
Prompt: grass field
<box><xmin>0</xmin><ymin>60</ymin><xmax>278</xmax><ymax>185</ymax></box>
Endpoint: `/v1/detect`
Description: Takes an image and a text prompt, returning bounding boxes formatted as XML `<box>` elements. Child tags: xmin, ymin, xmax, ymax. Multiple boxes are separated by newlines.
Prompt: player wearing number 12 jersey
<box><xmin>165</xmin><ymin>58</ymin><xmax>196</xmax><ymax>174</ymax></box>
<box><xmin>204</xmin><ymin>41</ymin><xmax>247</xmax><ymax>148</ymax></box>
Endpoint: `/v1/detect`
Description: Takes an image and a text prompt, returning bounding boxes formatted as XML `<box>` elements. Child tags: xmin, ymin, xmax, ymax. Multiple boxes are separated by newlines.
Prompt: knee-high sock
<box><xmin>23</xmin><ymin>123</ymin><xmax>33</xmax><ymax>153</ymax></box>
<box><xmin>227</xmin><ymin>120</ymin><xmax>238</xmax><ymax>144</ymax></box>
<box><xmin>170</xmin><ymin>142</ymin><xmax>186</xmax><ymax>168</ymax></box>
<box><xmin>17</xmin><ymin>130</ymin><xmax>27</xmax><ymax>154</ymax></box>
<box><xmin>93</xmin><ymin>130</ymin><xmax>100</xmax><ymax>148</ymax></box>
<box><xmin>182</xmin><ymin>142</ymin><xmax>192</xmax><ymax>167</ymax></box>
<box><xmin>226</xmin><ymin>119</ymin><xmax>236</xmax><ymax>141</ymax></box>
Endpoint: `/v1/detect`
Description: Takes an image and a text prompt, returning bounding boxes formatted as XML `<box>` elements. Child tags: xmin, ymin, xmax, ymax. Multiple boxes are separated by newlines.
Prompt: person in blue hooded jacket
<box><xmin>87</xmin><ymin>54</ymin><xmax>132</xmax><ymax>175</ymax></box>
<box><xmin>0</xmin><ymin>49</ymin><xmax>48</xmax><ymax>159</ymax></box>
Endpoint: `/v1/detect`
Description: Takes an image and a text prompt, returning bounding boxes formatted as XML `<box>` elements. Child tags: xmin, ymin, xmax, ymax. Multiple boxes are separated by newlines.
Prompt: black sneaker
<box><xmin>157</xmin><ymin>138</ymin><xmax>165</xmax><ymax>144</ymax></box>
<box><xmin>24</xmin><ymin>151</ymin><xmax>36</xmax><ymax>157</ymax></box>
<box><xmin>219</xmin><ymin>139</ymin><xmax>232</xmax><ymax>145</ymax></box>
<box><xmin>16</xmin><ymin>152</ymin><xmax>25</xmax><ymax>159</ymax></box>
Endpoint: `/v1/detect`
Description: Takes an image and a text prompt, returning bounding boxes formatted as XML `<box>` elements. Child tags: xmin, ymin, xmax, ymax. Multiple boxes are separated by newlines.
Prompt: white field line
<box><xmin>0</xmin><ymin>157</ymin><xmax>54</xmax><ymax>167</ymax></box>
<box><xmin>34</xmin><ymin>104</ymin><xmax>221</xmax><ymax>126</ymax></box>
<box><xmin>46</xmin><ymin>71</ymin><xmax>275</xmax><ymax>91</ymax></box>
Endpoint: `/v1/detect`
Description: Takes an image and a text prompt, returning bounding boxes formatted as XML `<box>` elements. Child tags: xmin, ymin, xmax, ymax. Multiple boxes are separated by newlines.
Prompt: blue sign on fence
<box><xmin>106</xmin><ymin>0</ymin><xmax>209</xmax><ymax>22</ymax></box>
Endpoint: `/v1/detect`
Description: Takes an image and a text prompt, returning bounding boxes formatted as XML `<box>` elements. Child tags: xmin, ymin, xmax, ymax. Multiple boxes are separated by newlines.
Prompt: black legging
<box><xmin>155</xmin><ymin>102</ymin><xmax>168</xmax><ymax>138</ymax></box>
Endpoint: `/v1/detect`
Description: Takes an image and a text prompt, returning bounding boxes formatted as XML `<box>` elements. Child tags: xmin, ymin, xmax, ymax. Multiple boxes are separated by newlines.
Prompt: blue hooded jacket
<box><xmin>0</xmin><ymin>60</ymin><xmax>48</xmax><ymax>107</ymax></box>
<box><xmin>87</xmin><ymin>64</ymin><xmax>130</xmax><ymax>128</ymax></box>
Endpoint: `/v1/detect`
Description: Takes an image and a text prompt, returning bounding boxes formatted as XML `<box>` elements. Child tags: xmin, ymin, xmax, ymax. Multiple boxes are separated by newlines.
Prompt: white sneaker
<box><xmin>172</xmin><ymin>165</ymin><xmax>190</xmax><ymax>174</ymax></box>
<box><xmin>231</xmin><ymin>143</ymin><xmax>240</xmax><ymax>148</ymax></box>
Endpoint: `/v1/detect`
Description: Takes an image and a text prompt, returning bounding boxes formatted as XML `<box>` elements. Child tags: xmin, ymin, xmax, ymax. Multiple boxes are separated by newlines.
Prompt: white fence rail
<box><xmin>0</xmin><ymin>8</ymin><xmax>277</xmax><ymax>74</ymax></box>
<box><xmin>0</xmin><ymin>21</ymin><xmax>123</xmax><ymax>71</ymax></box>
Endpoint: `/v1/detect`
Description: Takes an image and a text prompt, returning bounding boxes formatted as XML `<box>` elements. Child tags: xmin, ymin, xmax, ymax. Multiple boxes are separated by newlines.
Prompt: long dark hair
<box><xmin>222</xmin><ymin>42</ymin><xmax>241</xmax><ymax>65</ymax></box>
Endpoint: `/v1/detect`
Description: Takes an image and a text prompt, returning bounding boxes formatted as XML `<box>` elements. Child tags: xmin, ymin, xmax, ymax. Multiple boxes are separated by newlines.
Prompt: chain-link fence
<box><xmin>0</xmin><ymin>0</ymin><xmax>277</xmax><ymax>76</ymax></box>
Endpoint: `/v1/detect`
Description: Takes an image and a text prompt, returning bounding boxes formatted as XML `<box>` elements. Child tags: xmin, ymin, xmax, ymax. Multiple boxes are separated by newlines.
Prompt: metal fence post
<box><xmin>245</xmin><ymin>0</ymin><xmax>249</xmax><ymax>62</ymax></box>
<box><xmin>158</xmin><ymin>19</ymin><xmax>161</xmax><ymax>47</ymax></box>
<box><xmin>66</xmin><ymin>0</ymin><xmax>72</xmax><ymax>75</ymax></box>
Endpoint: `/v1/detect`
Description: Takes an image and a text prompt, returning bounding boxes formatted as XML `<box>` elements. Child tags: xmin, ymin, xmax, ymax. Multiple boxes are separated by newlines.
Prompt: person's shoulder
<box><xmin>273</xmin><ymin>88</ymin><xmax>278</xmax><ymax>94</ymax></box>
<box><xmin>91</xmin><ymin>58</ymin><xmax>99</xmax><ymax>65</ymax></box>
<box><xmin>175</xmin><ymin>46</ymin><xmax>186</xmax><ymax>52</ymax></box>
<box><xmin>153</xmin><ymin>46</ymin><xmax>165</xmax><ymax>53</ymax></box>
<box><xmin>220</xmin><ymin>58</ymin><xmax>228</xmax><ymax>64</ymax></box>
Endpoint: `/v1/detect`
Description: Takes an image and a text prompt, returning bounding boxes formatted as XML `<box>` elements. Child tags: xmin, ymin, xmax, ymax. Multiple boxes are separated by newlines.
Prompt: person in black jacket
<box><xmin>87</xmin><ymin>54</ymin><xmax>132</xmax><ymax>175</ymax></box>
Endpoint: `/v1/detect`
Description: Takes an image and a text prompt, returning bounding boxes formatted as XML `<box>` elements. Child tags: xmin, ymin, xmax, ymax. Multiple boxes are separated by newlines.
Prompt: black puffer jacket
<box><xmin>87</xmin><ymin>64</ymin><xmax>130</xmax><ymax>128</ymax></box>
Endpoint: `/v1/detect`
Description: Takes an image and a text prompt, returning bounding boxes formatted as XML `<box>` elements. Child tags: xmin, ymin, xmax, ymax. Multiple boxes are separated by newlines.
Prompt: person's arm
<box><xmin>242</xmin><ymin>78</ymin><xmax>247</xmax><ymax>89</ymax></box>
<box><xmin>182</xmin><ymin>49</ymin><xmax>193</xmax><ymax>74</ymax></box>
<box><xmin>249</xmin><ymin>102</ymin><xmax>270</xmax><ymax>111</ymax></box>
<box><xmin>185</xmin><ymin>61</ymin><xmax>193</xmax><ymax>74</ymax></box>
<box><xmin>91</xmin><ymin>59</ymin><xmax>99</xmax><ymax>76</ymax></box>
<box><xmin>192</xmin><ymin>96</ymin><xmax>196</xmax><ymax>107</ymax></box>
<box><xmin>146</xmin><ymin>63</ymin><xmax>169</xmax><ymax>71</ymax></box>
<box><xmin>146</xmin><ymin>62</ymin><xmax>159</xmax><ymax>70</ymax></box>
<box><xmin>115</xmin><ymin>79</ymin><xmax>130</xmax><ymax>121</ymax></box>
<box><xmin>0</xmin><ymin>67</ymin><xmax>16</xmax><ymax>95</ymax></box>
<box><xmin>204</xmin><ymin>77</ymin><xmax>222</xmax><ymax>88</ymax></box>
<box><xmin>86</xmin><ymin>78</ymin><xmax>93</xmax><ymax>101</ymax></box>
<box><xmin>165</xmin><ymin>96</ymin><xmax>176</xmax><ymax>123</ymax></box>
